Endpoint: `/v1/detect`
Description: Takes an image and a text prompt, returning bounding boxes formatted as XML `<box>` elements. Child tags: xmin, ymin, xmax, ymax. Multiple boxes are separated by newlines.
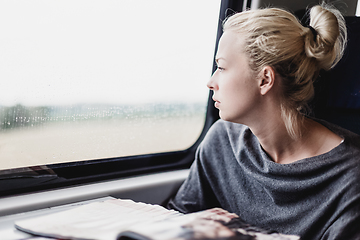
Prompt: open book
<box><xmin>15</xmin><ymin>199</ymin><xmax>300</xmax><ymax>240</ymax></box>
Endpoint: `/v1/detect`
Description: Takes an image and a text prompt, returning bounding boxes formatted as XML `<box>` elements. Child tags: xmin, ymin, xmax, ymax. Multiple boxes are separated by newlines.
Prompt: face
<box><xmin>207</xmin><ymin>31</ymin><xmax>262</xmax><ymax>124</ymax></box>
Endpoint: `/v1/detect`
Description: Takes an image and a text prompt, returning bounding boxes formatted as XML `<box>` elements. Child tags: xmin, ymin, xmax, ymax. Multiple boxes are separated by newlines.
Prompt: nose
<box><xmin>207</xmin><ymin>72</ymin><xmax>218</xmax><ymax>90</ymax></box>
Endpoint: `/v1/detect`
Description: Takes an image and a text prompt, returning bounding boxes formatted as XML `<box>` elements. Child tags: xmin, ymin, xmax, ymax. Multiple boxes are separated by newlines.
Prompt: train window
<box><xmin>0</xmin><ymin>1</ymin><xmax>220</xmax><ymax>170</ymax></box>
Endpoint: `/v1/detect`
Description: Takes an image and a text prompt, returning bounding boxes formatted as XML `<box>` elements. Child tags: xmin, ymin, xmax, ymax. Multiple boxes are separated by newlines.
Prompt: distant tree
<box><xmin>0</xmin><ymin>105</ymin><xmax>50</xmax><ymax>130</ymax></box>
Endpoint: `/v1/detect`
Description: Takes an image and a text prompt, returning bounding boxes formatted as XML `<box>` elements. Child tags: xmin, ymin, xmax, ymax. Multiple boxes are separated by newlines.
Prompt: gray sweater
<box><xmin>168</xmin><ymin>119</ymin><xmax>360</xmax><ymax>240</ymax></box>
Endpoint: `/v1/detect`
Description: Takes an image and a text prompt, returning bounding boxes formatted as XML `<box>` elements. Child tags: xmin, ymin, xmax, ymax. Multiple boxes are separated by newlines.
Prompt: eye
<box><xmin>217</xmin><ymin>66</ymin><xmax>224</xmax><ymax>72</ymax></box>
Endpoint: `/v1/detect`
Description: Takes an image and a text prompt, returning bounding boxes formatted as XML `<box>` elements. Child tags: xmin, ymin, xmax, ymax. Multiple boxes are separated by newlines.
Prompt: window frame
<box><xmin>0</xmin><ymin>0</ymin><xmax>244</xmax><ymax>198</ymax></box>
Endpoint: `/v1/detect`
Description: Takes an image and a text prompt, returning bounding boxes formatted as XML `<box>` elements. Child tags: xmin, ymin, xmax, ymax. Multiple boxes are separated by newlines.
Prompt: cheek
<box><xmin>225</xmin><ymin>79</ymin><xmax>251</xmax><ymax>101</ymax></box>
<box><xmin>226</xmin><ymin>79</ymin><xmax>260</xmax><ymax>111</ymax></box>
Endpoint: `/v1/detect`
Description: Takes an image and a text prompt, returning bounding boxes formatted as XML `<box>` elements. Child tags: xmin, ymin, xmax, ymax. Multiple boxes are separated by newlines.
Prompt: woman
<box><xmin>168</xmin><ymin>4</ymin><xmax>360</xmax><ymax>240</ymax></box>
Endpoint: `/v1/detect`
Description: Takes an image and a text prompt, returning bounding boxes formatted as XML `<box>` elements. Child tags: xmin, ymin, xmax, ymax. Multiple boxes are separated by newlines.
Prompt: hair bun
<box><xmin>307</xmin><ymin>26</ymin><xmax>318</xmax><ymax>41</ymax></box>
<box><xmin>304</xmin><ymin>4</ymin><xmax>347</xmax><ymax>70</ymax></box>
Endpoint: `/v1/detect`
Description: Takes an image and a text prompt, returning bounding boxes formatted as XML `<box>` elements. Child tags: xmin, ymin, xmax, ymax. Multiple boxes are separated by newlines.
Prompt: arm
<box><xmin>167</xmin><ymin>145</ymin><xmax>221</xmax><ymax>213</ymax></box>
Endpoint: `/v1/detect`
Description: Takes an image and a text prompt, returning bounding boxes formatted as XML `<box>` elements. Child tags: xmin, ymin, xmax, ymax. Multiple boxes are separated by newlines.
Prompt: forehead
<box><xmin>216</xmin><ymin>31</ymin><xmax>245</xmax><ymax>61</ymax></box>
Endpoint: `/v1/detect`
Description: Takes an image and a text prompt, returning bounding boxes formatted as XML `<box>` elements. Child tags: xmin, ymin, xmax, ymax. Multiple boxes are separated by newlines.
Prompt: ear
<box><xmin>258</xmin><ymin>66</ymin><xmax>275</xmax><ymax>95</ymax></box>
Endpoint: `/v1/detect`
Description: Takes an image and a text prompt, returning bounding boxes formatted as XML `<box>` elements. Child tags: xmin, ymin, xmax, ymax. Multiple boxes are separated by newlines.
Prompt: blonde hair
<box><xmin>223</xmin><ymin>4</ymin><xmax>347</xmax><ymax>139</ymax></box>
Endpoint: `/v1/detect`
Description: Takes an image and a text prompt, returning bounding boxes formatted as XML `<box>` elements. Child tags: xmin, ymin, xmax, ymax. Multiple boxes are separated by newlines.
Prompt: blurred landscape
<box><xmin>0</xmin><ymin>103</ymin><xmax>206</xmax><ymax>170</ymax></box>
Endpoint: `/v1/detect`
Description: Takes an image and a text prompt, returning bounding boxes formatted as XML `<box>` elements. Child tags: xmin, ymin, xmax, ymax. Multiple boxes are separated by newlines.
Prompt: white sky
<box><xmin>0</xmin><ymin>0</ymin><xmax>220</xmax><ymax>106</ymax></box>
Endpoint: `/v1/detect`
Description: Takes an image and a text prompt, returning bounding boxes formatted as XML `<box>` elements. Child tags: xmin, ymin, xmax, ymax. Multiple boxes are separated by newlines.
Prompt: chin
<box><xmin>219</xmin><ymin>113</ymin><xmax>244</xmax><ymax>125</ymax></box>
<box><xmin>219</xmin><ymin>113</ymin><xmax>234</xmax><ymax>122</ymax></box>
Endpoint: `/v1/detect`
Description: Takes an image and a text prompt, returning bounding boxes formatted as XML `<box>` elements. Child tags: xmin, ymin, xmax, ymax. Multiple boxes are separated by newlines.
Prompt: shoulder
<box><xmin>197</xmin><ymin>120</ymin><xmax>260</xmax><ymax>162</ymax></box>
<box><xmin>318</xmin><ymin>119</ymin><xmax>360</xmax><ymax>169</ymax></box>
<box><xmin>315</xmin><ymin>118</ymin><xmax>360</xmax><ymax>139</ymax></box>
<box><xmin>313</xmin><ymin>118</ymin><xmax>360</xmax><ymax>149</ymax></box>
<box><xmin>201</xmin><ymin>120</ymin><xmax>250</xmax><ymax>145</ymax></box>
<box><xmin>318</xmin><ymin>120</ymin><xmax>360</xmax><ymax>186</ymax></box>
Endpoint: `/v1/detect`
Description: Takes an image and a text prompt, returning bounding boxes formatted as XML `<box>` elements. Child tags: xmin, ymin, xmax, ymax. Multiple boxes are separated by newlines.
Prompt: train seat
<box><xmin>310</xmin><ymin>16</ymin><xmax>360</xmax><ymax>135</ymax></box>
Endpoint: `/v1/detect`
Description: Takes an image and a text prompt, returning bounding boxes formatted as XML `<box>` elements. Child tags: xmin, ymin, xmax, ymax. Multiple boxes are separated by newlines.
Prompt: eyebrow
<box><xmin>215</xmin><ymin>57</ymin><xmax>226</xmax><ymax>64</ymax></box>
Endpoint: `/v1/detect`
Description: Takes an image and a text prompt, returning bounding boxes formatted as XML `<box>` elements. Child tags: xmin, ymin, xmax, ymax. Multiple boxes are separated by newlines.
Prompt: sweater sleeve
<box><xmin>166</xmin><ymin>144</ymin><xmax>221</xmax><ymax>213</ymax></box>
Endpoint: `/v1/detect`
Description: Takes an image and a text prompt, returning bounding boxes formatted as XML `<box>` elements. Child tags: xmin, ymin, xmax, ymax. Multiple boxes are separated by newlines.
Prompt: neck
<box><xmin>249</xmin><ymin>116</ymin><xmax>342</xmax><ymax>164</ymax></box>
<box><xmin>250</xmin><ymin>116</ymin><xmax>303</xmax><ymax>164</ymax></box>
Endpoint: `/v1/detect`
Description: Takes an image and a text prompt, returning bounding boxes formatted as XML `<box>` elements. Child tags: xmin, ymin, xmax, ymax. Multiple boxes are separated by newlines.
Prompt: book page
<box><xmin>15</xmin><ymin>199</ymin><xmax>183</xmax><ymax>240</ymax></box>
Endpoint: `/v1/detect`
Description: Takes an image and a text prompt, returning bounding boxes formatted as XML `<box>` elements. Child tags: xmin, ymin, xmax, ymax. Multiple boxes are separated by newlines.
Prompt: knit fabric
<box><xmin>168</xmin><ymin>119</ymin><xmax>360</xmax><ymax>240</ymax></box>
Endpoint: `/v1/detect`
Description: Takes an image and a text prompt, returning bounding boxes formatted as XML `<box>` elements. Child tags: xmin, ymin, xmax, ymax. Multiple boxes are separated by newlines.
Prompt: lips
<box><xmin>212</xmin><ymin>97</ymin><xmax>220</xmax><ymax>108</ymax></box>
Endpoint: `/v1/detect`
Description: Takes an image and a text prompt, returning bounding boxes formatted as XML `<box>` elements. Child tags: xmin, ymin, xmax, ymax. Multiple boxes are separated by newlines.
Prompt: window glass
<box><xmin>0</xmin><ymin>0</ymin><xmax>220</xmax><ymax>170</ymax></box>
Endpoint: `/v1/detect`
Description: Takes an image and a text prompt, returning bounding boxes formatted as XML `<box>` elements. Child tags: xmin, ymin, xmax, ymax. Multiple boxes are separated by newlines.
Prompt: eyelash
<box><xmin>217</xmin><ymin>66</ymin><xmax>224</xmax><ymax>72</ymax></box>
